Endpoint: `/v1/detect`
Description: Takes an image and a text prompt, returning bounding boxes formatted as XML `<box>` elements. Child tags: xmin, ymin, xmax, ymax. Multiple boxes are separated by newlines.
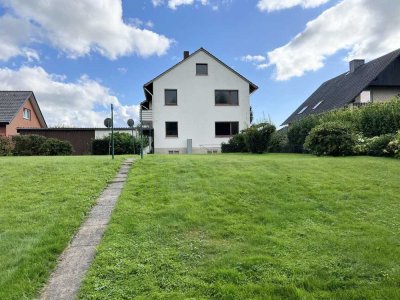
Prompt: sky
<box><xmin>0</xmin><ymin>0</ymin><xmax>399</xmax><ymax>127</ymax></box>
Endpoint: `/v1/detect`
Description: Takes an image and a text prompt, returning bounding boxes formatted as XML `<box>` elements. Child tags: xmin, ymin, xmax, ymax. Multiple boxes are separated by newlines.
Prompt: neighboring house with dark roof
<box><xmin>141</xmin><ymin>47</ymin><xmax>258</xmax><ymax>154</ymax></box>
<box><xmin>0</xmin><ymin>91</ymin><xmax>47</xmax><ymax>136</ymax></box>
<box><xmin>282</xmin><ymin>49</ymin><xmax>400</xmax><ymax>126</ymax></box>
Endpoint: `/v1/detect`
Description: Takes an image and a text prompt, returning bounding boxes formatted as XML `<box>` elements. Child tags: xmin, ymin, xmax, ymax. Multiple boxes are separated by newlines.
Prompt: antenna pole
<box><xmin>111</xmin><ymin>104</ymin><xmax>114</xmax><ymax>160</ymax></box>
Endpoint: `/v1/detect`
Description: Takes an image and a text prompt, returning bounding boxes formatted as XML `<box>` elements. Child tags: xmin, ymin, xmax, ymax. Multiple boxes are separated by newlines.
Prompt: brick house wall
<box><xmin>6</xmin><ymin>97</ymin><xmax>42</xmax><ymax>136</ymax></box>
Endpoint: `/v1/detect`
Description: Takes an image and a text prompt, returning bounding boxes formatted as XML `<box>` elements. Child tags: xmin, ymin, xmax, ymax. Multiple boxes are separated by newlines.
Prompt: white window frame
<box><xmin>23</xmin><ymin>108</ymin><xmax>31</xmax><ymax>120</ymax></box>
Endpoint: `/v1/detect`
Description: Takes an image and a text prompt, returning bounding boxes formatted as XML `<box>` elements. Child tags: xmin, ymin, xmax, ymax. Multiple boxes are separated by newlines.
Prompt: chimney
<box><xmin>183</xmin><ymin>51</ymin><xmax>190</xmax><ymax>60</ymax></box>
<box><xmin>349</xmin><ymin>59</ymin><xmax>365</xmax><ymax>72</ymax></box>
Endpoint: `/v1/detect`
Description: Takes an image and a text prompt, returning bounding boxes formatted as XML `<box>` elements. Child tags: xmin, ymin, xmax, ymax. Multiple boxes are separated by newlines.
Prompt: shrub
<box><xmin>304</xmin><ymin>122</ymin><xmax>356</xmax><ymax>156</ymax></box>
<box><xmin>268</xmin><ymin>129</ymin><xmax>289</xmax><ymax>153</ymax></box>
<box><xmin>365</xmin><ymin>134</ymin><xmax>394</xmax><ymax>157</ymax></box>
<box><xmin>359</xmin><ymin>100</ymin><xmax>400</xmax><ymax>137</ymax></box>
<box><xmin>320</xmin><ymin>108</ymin><xmax>362</xmax><ymax>130</ymax></box>
<box><xmin>287</xmin><ymin>115</ymin><xmax>320</xmax><ymax>153</ymax></box>
<box><xmin>386</xmin><ymin>131</ymin><xmax>400</xmax><ymax>158</ymax></box>
<box><xmin>221</xmin><ymin>133</ymin><xmax>247</xmax><ymax>153</ymax></box>
<box><xmin>243</xmin><ymin>122</ymin><xmax>276</xmax><ymax>154</ymax></box>
<box><xmin>40</xmin><ymin>138</ymin><xmax>73</xmax><ymax>156</ymax></box>
<box><xmin>0</xmin><ymin>136</ymin><xmax>14</xmax><ymax>156</ymax></box>
<box><xmin>12</xmin><ymin>135</ymin><xmax>47</xmax><ymax>156</ymax></box>
<box><xmin>92</xmin><ymin>132</ymin><xmax>148</xmax><ymax>155</ymax></box>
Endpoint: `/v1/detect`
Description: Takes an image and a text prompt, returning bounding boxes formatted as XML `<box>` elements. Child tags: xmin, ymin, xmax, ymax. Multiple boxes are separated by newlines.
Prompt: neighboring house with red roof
<box><xmin>0</xmin><ymin>91</ymin><xmax>47</xmax><ymax>136</ymax></box>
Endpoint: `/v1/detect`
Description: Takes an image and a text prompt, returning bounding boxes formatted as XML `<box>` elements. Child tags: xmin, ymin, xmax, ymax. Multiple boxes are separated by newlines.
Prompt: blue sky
<box><xmin>0</xmin><ymin>0</ymin><xmax>398</xmax><ymax>127</ymax></box>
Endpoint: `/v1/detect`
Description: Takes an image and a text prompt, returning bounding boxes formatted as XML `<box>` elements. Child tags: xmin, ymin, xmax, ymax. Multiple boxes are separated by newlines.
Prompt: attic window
<box><xmin>23</xmin><ymin>108</ymin><xmax>31</xmax><ymax>120</ymax></box>
<box><xmin>297</xmin><ymin>106</ymin><xmax>308</xmax><ymax>114</ymax></box>
<box><xmin>196</xmin><ymin>64</ymin><xmax>208</xmax><ymax>75</ymax></box>
<box><xmin>313</xmin><ymin>101</ymin><xmax>323</xmax><ymax>110</ymax></box>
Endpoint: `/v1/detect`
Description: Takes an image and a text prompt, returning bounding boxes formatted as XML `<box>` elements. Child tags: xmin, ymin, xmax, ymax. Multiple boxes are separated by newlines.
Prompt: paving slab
<box><xmin>40</xmin><ymin>158</ymin><xmax>134</xmax><ymax>300</ymax></box>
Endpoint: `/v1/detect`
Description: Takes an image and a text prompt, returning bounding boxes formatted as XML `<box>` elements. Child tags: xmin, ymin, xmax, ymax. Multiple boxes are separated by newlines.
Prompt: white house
<box><xmin>141</xmin><ymin>48</ymin><xmax>258</xmax><ymax>154</ymax></box>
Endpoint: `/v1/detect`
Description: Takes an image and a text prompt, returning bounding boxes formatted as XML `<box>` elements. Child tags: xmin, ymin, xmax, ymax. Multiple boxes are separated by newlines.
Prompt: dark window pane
<box><xmin>215</xmin><ymin>90</ymin><xmax>239</xmax><ymax>105</ymax></box>
<box><xmin>165</xmin><ymin>89</ymin><xmax>177</xmax><ymax>105</ymax></box>
<box><xmin>166</xmin><ymin>122</ymin><xmax>178</xmax><ymax>137</ymax></box>
<box><xmin>215</xmin><ymin>122</ymin><xmax>231</xmax><ymax>136</ymax></box>
<box><xmin>231</xmin><ymin>122</ymin><xmax>239</xmax><ymax>135</ymax></box>
<box><xmin>196</xmin><ymin>64</ymin><xmax>208</xmax><ymax>75</ymax></box>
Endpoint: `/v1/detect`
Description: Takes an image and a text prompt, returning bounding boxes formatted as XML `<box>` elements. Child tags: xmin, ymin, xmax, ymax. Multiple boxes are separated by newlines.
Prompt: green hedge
<box><xmin>92</xmin><ymin>132</ymin><xmax>148</xmax><ymax>155</ymax></box>
<box><xmin>0</xmin><ymin>136</ymin><xmax>14</xmax><ymax>156</ymax></box>
<box><xmin>221</xmin><ymin>123</ymin><xmax>276</xmax><ymax>154</ymax></box>
<box><xmin>304</xmin><ymin>122</ymin><xmax>356</xmax><ymax>156</ymax></box>
<box><xmin>11</xmin><ymin>135</ymin><xmax>73</xmax><ymax>156</ymax></box>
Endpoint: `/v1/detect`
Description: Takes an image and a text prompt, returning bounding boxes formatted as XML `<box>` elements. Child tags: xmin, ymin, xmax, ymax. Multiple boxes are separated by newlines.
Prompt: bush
<box><xmin>320</xmin><ymin>108</ymin><xmax>362</xmax><ymax>130</ymax></box>
<box><xmin>12</xmin><ymin>135</ymin><xmax>47</xmax><ymax>156</ymax></box>
<box><xmin>287</xmin><ymin>115</ymin><xmax>320</xmax><ymax>153</ymax></box>
<box><xmin>304</xmin><ymin>122</ymin><xmax>356</xmax><ymax>156</ymax></box>
<box><xmin>40</xmin><ymin>138</ymin><xmax>73</xmax><ymax>156</ymax></box>
<box><xmin>386</xmin><ymin>131</ymin><xmax>400</xmax><ymax>158</ymax></box>
<box><xmin>0</xmin><ymin>136</ymin><xmax>14</xmax><ymax>156</ymax></box>
<box><xmin>365</xmin><ymin>134</ymin><xmax>394</xmax><ymax>157</ymax></box>
<box><xmin>244</xmin><ymin>122</ymin><xmax>276</xmax><ymax>154</ymax></box>
<box><xmin>268</xmin><ymin>129</ymin><xmax>289</xmax><ymax>153</ymax></box>
<box><xmin>359</xmin><ymin>100</ymin><xmax>400</xmax><ymax>137</ymax></box>
<box><xmin>221</xmin><ymin>133</ymin><xmax>247</xmax><ymax>153</ymax></box>
<box><xmin>92</xmin><ymin>132</ymin><xmax>148</xmax><ymax>155</ymax></box>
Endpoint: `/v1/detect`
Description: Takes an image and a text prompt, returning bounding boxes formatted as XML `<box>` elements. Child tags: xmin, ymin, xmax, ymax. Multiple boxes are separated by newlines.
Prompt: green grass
<box><xmin>0</xmin><ymin>155</ymin><xmax>125</xmax><ymax>300</ymax></box>
<box><xmin>80</xmin><ymin>154</ymin><xmax>400</xmax><ymax>299</ymax></box>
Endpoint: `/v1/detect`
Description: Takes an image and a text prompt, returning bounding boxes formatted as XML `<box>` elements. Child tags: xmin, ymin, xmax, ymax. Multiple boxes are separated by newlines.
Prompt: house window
<box><xmin>23</xmin><ymin>108</ymin><xmax>31</xmax><ymax>120</ymax></box>
<box><xmin>165</xmin><ymin>89</ymin><xmax>177</xmax><ymax>106</ymax></box>
<box><xmin>215</xmin><ymin>90</ymin><xmax>239</xmax><ymax>105</ymax></box>
<box><xmin>313</xmin><ymin>101</ymin><xmax>323</xmax><ymax>110</ymax></box>
<box><xmin>196</xmin><ymin>63</ymin><xmax>208</xmax><ymax>75</ymax></box>
<box><xmin>215</xmin><ymin>122</ymin><xmax>239</xmax><ymax>137</ymax></box>
<box><xmin>166</xmin><ymin>122</ymin><xmax>178</xmax><ymax>137</ymax></box>
<box><xmin>297</xmin><ymin>106</ymin><xmax>308</xmax><ymax>114</ymax></box>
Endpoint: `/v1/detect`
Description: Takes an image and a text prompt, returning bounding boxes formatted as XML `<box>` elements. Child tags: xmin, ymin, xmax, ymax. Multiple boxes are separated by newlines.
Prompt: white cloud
<box><xmin>256</xmin><ymin>63</ymin><xmax>269</xmax><ymax>70</ymax></box>
<box><xmin>152</xmin><ymin>0</ymin><xmax>218</xmax><ymax>10</ymax></box>
<box><xmin>241</xmin><ymin>55</ymin><xmax>266</xmax><ymax>63</ymax></box>
<box><xmin>257</xmin><ymin>0</ymin><xmax>329</xmax><ymax>12</ymax></box>
<box><xmin>0</xmin><ymin>66</ymin><xmax>139</xmax><ymax>127</ymax></box>
<box><xmin>0</xmin><ymin>14</ymin><xmax>32</xmax><ymax>61</ymax></box>
<box><xmin>0</xmin><ymin>0</ymin><xmax>171</xmax><ymax>60</ymax></box>
<box><xmin>267</xmin><ymin>0</ymin><xmax>400</xmax><ymax>80</ymax></box>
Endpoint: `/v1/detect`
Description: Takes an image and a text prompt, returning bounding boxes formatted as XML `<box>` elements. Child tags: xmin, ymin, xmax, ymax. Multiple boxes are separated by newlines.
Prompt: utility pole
<box><xmin>111</xmin><ymin>104</ymin><xmax>114</xmax><ymax>160</ymax></box>
<box><xmin>140</xmin><ymin>106</ymin><xmax>143</xmax><ymax>159</ymax></box>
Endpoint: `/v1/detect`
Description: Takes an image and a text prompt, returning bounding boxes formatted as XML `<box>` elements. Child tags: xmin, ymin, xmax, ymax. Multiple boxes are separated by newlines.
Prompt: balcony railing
<box><xmin>141</xmin><ymin>109</ymin><xmax>153</xmax><ymax>122</ymax></box>
<box><xmin>350</xmin><ymin>102</ymin><xmax>370</xmax><ymax>108</ymax></box>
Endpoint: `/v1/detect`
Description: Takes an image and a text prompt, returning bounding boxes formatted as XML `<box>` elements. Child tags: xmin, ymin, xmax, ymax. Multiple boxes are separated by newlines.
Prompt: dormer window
<box><xmin>313</xmin><ymin>101</ymin><xmax>323</xmax><ymax>110</ymax></box>
<box><xmin>23</xmin><ymin>108</ymin><xmax>31</xmax><ymax>120</ymax></box>
<box><xmin>196</xmin><ymin>63</ymin><xmax>208</xmax><ymax>75</ymax></box>
<box><xmin>297</xmin><ymin>106</ymin><xmax>308</xmax><ymax>114</ymax></box>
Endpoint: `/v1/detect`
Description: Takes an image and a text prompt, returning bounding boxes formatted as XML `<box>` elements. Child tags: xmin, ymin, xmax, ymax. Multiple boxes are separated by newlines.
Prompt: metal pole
<box><xmin>132</xmin><ymin>127</ymin><xmax>135</xmax><ymax>155</ymax></box>
<box><xmin>140</xmin><ymin>108</ymin><xmax>143</xmax><ymax>159</ymax></box>
<box><xmin>111</xmin><ymin>104</ymin><xmax>114</xmax><ymax>160</ymax></box>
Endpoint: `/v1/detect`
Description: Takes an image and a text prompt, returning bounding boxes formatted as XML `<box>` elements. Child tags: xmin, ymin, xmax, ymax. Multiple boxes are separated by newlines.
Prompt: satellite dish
<box><xmin>127</xmin><ymin>119</ymin><xmax>134</xmax><ymax>127</ymax></box>
<box><xmin>104</xmin><ymin>118</ymin><xmax>112</xmax><ymax>128</ymax></box>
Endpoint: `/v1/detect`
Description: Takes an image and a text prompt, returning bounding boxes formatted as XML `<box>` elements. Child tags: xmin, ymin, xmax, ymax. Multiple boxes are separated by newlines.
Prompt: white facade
<box><xmin>355</xmin><ymin>87</ymin><xmax>400</xmax><ymax>104</ymax></box>
<box><xmin>143</xmin><ymin>49</ymin><xmax>257</xmax><ymax>154</ymax></box>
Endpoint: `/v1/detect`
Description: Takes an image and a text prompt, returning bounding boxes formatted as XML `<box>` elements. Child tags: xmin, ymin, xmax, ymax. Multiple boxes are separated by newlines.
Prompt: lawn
<box><xmin>80</xmin><ymin>154</ymin><xmax>400</xmax><ymax>299</ymax></box>
<box><xmin>0</xmin><ymin>155</ymin><xmax>125</xmax><ymax>300</ymax></box>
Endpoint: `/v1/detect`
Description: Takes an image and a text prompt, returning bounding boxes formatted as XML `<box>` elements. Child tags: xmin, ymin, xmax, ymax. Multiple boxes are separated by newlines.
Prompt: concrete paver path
<box><xmin>40</xmin><ymin>158</ymin><xmax>134</xmax><ymax>300</ymax></box>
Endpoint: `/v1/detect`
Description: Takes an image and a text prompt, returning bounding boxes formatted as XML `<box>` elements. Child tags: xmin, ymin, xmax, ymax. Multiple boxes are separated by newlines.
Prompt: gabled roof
<box><xmin>0</xmin><ymin>91</ymin><xmax>47</xmax><ymax>127</ymax></box>
<box><xmin>143</xmin><ymin>47</ymin><xmax>258</xmax><ymax>94</ymax></box>
<box><xmin>282</xmin><ymin>48</ymin><xmax>400</xmax><ymax>125</ymax></box>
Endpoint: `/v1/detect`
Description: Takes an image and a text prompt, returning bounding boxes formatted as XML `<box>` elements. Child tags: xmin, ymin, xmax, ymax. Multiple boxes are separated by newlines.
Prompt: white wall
<box><xmin>371</xmin><ymin>88</ymin><xmax>400</xmax><ymax>102</ymax></box>
<box><xmin>95</xmin><ymin>129</ymin><xmax>137</xmax><ymax>139</ymax></box>
<box><xmin>152</xmin><ymin>51</ymin><xmax>252</xmax><ymax>153</ymax></box>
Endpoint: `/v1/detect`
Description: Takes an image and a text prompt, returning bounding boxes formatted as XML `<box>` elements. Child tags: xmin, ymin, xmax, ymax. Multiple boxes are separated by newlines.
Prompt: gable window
<box><xmin>166</xmin><ymin>122</ymin><xmax>178</xmax><ymax>137</ymax></box>
<box><xmin>297</xmin><ymin>106</ymin><xmax>308</xmax><ymax>114</ymax></box>
<box><xmin>215</xmin><ymin>122</ymin><xmax>239</xmax><ymax>137</ymax></box>
<box><xmin>215</xmin><ymin>90</ymin><xmax>239</xmax><ymax>106</ymax></box>
<box><xmin>165</xmin><ymin>89</ymin><xmax>177</xmax><ymax>106</ymax></box>
<box><xmin>196</xmin><ymin>63</ymin><xmax>208</xmax><ymax>75</ymax></box>
<box><xmin>23</xmin><ymin>108</ymin><xmax>31</xmax><ymax>120</ymax></box>
<box><xmin>313</xmin><ymin>101</ymin><xmax>323</xmax><ymax>110</ymax></box>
